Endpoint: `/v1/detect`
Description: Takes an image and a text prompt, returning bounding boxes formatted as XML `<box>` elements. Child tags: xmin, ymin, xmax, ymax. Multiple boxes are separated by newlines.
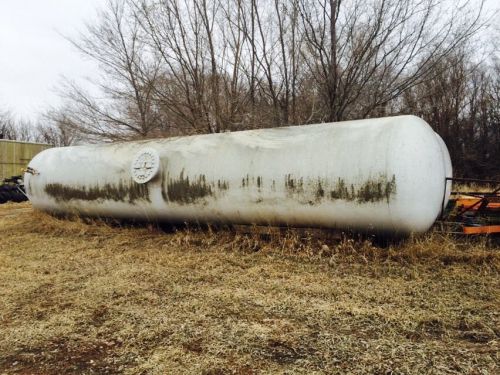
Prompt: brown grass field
<box><xmin>0</xmin><ymin>202</ymin><xmax>498</xmax><ymax>374</ymax></box>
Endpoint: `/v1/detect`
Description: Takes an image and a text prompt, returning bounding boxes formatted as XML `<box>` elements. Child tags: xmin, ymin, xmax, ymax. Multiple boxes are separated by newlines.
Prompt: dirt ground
<box><xmin>0</xmin><ymin>203</ymin><xmax>498</xmax><ymax>374</ymax></box>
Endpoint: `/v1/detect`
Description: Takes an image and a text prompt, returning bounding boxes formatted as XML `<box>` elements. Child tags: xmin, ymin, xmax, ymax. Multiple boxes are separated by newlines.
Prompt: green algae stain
<box><xmin>161</xmin><ymin>174</ymin><xmax>168</xmax><ymax>202</ymax></box>
<box><xmin>355</xmin><ymin>174</ymin><xmax>397</xmax><ymax>203</ymax></box>
<box><xmin>285</xmin><ymin>174</ymin><xmax>304</xmax><ymax>194</ymax></box>
<box><xmin>329</xmin><ymin>178</ymin><xmax>356</xmax><ymax>201</ymax></box>
<box><xmin>256</xmin><ymin>176</ymin><xmax>262</xmax><ymax>189</ymax></box>
<box><xmin>45</xmin><ymin>181</ymin><xmax>150</xmax><ymax>203</ymax></box>
<box><xmin>328</xmin><ymin>174</ymin><xmax>396</xmax><ymax>204</ymax></box>
<box><xmin>241</xmin><ymin>174</ymin><xmax>250</xmax><ymax>188</ymax></box>
<box><xmin>284</xmin><ymin>173</ymin><xmax>397</xmax><ymax>205</ymax></box>
<box><xmin>217</xmin><ymin>179</ymin><xmax>229</xmax><ymax>190</ymax></box>
<box><xmin>166</xmin><ymin>169</ymin><xmax>213</xmax><ymax>204</ymax></box>
<box><xmin>316</xmin><ymin>180</ymin><xmax>325</xmax><ymax>200</ymax></box>
<box><xmin>285</xmin><ymin>174</ymin><xmax>295</xmax><ymax>190</ymax></box>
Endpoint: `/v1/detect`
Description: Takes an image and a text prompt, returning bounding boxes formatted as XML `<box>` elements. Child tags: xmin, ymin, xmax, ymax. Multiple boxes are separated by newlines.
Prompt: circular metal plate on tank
<box><xmin>131</xmin><ymin>148</ymin><xmax>160</xmax><ymax>183</ymax></box>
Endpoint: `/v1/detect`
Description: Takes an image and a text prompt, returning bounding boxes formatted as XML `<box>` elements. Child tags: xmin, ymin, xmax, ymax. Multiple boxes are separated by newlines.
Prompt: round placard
<box><xmin>130</xmin><ymin>148</ymin><xmax>160</xmax><ymax>183</ymax></box>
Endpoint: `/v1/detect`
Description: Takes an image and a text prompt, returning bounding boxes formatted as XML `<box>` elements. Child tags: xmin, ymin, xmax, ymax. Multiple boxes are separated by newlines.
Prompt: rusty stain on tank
<box><xmin>45</xmin><ymin>181</ymin><xmax>150</xmax><ymax>203</ymax></box>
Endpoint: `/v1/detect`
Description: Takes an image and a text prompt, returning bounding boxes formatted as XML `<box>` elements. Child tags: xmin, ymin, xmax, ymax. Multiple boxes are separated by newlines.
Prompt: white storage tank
<box><xmin>25</xmin><ymin>115</ymin><xmax>452</xmax><ymax>235</ymax></box>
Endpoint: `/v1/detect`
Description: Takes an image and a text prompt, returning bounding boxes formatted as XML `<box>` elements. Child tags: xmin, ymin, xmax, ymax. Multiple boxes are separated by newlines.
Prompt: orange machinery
<box><xmin>443</xmin><ymin>178</ymin><xmax>500</xmax><ymax>235</ymax></box>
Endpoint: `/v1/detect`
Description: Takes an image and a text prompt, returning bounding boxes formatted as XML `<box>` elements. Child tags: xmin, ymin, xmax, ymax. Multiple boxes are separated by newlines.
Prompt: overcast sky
<box><xmin>0</xmin><ymin>0</ymin><xmax>103</xmax><ymax>120</ymax></box>
<box><xmin>0</xmin><ymin>0</ymin><xmax>498</xmax><ymax>122</ymax></box>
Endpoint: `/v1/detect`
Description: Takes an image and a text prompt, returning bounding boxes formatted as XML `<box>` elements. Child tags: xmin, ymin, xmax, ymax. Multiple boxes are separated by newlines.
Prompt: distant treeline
<box><xmin>1</xmin><ymin>0</ymin><xmax>498</xmax><ymax>179</ymax></box>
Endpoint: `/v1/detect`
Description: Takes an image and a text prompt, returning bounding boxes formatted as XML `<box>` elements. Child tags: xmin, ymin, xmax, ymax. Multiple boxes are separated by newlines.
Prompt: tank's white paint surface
<box><xmin>435</xmin><ymin>133</ymin><xmax>453</xmax><ymax>213</ymax></box>
<box><xmin>25</xmin><ymin>115</ymin><xmax>452</xmax><ymax>234</ymax></box>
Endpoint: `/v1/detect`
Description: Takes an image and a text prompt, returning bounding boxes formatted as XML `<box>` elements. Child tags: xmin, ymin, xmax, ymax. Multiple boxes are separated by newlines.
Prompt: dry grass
<box><xmin>453</xmin><ymin>183</ymin><xmax>498</xmax><ymax>194</ymax></box>
<box><xmin>0</xmin><ymin>203</ymin><xmax>498</xmax><ymax>374</ymax></box>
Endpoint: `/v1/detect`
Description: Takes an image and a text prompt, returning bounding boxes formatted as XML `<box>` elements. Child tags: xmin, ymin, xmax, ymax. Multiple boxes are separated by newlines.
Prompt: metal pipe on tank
<box><xmin>25</xmin><ymin>115</ymin><xmax>452</xmax><ymax>235</ymax></box>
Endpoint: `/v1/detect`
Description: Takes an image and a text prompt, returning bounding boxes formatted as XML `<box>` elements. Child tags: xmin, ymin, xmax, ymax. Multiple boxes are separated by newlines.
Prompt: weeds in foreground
<box><xmin>1</xmin><ymin>203</ymin><xmax>498</xmax><ymax>374</ymax></box>
<box><xmin>14</xmin><ymin>207</ymin><xmax>497</xmax><ymax>270</ymax></box>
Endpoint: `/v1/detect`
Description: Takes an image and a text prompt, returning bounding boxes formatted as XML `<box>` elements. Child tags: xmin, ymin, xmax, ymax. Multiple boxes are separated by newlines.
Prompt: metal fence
<box><xmin>0</xmin><ymin>140</ymin><xmax>51</xmax><ymax>181</ymax></box>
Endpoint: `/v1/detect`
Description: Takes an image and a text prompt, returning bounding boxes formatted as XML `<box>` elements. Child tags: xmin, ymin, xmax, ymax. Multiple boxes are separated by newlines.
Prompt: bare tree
<box><xmin>0</xmin><ymin>109</ymin><xmax>39</xmax><ymax>142</ymax></box>
<box><xmin>0</xmin><ymin>109</ymin><xmax>16</xmax><ymax>140</ymax></box>
<box><xmin>298</xmin><ymin>0</ymin><xmax>486</xmax><ymax>122</ymax></box>
<box><xmin>61</xmin><ymin>0</ymin><xmax>162</xmax><ymax>141</ymax></box>
<box><xmin>135</xmin><ymin>0</ymin><xmax>215</xmax><ymax>134</ymax></box>
<box><xmin>402</xmin><ymin>49</ymin><xmax>500</xmax><ymax>179</ymax></box>
<box><xmin>52</xmin><ymin>0</ymin><xmax>497</xmax><ymax>180</ymax></box>
<box><xmin>38</xmin><ymin>108</ymin><xmax>80</xmax><ymax>146</ymax></box>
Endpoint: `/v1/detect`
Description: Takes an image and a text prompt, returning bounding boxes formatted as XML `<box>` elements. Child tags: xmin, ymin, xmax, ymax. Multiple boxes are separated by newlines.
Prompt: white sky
<box><xmin>0</xmin><ymin>0</ymin><xmax>103</xmax><ymax>121</ymax></box>
<box><xmin>0</xmin><ymin>0</ymin><xmax>498</xmax><ymax>122</ymax></box>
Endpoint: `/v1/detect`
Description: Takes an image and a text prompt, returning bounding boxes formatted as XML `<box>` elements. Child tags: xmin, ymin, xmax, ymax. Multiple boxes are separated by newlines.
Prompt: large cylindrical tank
<box><xmin>25</xmin><ymin>115</ymin><xmax>452</xmax><ymax>235</ymax></box>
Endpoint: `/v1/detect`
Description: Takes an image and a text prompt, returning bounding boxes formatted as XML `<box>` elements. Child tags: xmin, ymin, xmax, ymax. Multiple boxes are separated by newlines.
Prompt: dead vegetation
<box><xmin>0</xmin><ymin>203</ymin><xmax>498</xmax><ymax>374</ymax></box>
